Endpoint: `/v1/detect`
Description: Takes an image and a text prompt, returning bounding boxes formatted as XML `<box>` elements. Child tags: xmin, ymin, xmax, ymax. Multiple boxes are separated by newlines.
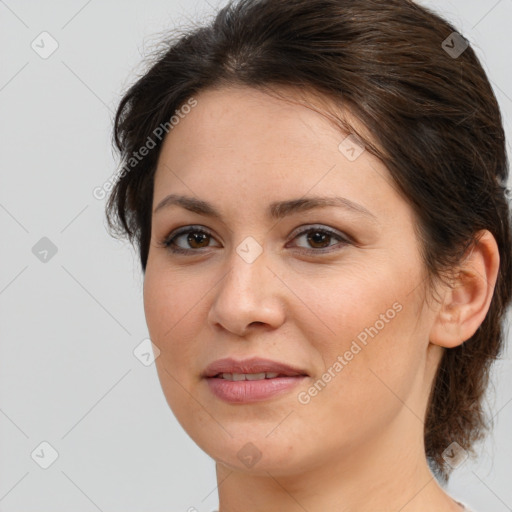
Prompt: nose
<box><xmin>207</xmin><ymin>245</ymin><xmax>287</xmax><ymax>337</ymax></box>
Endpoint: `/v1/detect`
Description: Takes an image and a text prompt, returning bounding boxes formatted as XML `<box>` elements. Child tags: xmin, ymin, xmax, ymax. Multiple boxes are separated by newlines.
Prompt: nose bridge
<box><xmin>222</xmin><ymin>239</ymin><xmax>270</xmax><ymax>304</ymax></box>
<box><xmin>208</xmin><ymin>237</ymin><xmax>285</xmax><ymax>334</ymax></box>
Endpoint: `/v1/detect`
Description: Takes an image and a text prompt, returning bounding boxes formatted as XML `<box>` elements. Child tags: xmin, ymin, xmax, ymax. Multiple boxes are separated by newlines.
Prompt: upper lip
<box><xmin>202</xmin><ymin>357</ymin><xmax>309</xmax><ymax>378</ymax></box>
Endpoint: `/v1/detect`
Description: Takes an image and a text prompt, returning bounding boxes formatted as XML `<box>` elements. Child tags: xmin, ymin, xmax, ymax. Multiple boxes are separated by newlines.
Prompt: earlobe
<box><xmin>429</xmin><ymin>230</ymin><xmax>500</xmax><ymax>349</ymax></box>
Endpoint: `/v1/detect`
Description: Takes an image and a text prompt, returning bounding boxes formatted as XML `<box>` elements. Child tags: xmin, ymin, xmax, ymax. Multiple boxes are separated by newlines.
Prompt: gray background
<box><xmin>1</xmin><ymin>1</ymin><xmax>511</xmax><ymax>511</ymax></box>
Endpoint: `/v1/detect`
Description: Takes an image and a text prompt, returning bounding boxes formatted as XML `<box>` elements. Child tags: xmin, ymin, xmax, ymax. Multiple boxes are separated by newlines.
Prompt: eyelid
<box><xmin>287</xmin><ymin>223</ymin><xmax>349</xmax><ymax>242</ymax></box>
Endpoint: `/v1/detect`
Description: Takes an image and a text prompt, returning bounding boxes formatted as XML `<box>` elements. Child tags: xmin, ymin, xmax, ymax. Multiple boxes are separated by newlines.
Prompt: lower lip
<box><xmin>205</xmin><ymin>376</ymin><xmax>307</xmax><ymax>403</ymax></box>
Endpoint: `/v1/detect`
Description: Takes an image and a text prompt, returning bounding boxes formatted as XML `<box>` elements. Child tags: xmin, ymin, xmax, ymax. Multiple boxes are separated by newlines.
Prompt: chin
<box><xmin>193</xmin><ymin>428</ymin><xmax>319</xmax><ymax>476</ymax></box>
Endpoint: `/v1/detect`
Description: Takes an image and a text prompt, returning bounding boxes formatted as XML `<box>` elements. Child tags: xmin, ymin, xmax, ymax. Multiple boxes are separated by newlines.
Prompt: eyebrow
<box><xmin>153</xmin><ymin>193</ymin><xmax>377</xmax><ymax>222</ymax></box>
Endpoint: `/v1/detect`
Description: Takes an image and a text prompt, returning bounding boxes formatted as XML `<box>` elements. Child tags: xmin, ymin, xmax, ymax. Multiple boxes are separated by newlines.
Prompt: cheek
<box><xmin>144</xmin><ymin>262</ymin><xmax>201</xmax><ymax>338</ymax></box>
<box><xmin>143</xmin><ymin>264</ymin><xmax>209</xmax><ymax>423</ymax></box>
<box><xmin>291</xmin><ymin>259</ymin><xmax>425</xmax><ymax>421</ymax></box>
<box><xmin>143</xmin><ymin>264</ymin><xmax>207</xmax><ymax>376</ymax></box>
<box><xmin>287</xmin><ymin>258</ymin><xmax>407</xmax><ymax>351</ymax></box>
<box><xmin>293</xmin><ymin>319</ymin><xmax>423</xmax><ymax>460</ymax></box>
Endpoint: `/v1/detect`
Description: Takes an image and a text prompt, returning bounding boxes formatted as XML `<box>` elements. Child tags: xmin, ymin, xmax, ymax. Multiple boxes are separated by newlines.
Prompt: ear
<box><xmin>429</xmin><ymin>230</ymin><xmax>500</xmax><ymax>348</ymax></box>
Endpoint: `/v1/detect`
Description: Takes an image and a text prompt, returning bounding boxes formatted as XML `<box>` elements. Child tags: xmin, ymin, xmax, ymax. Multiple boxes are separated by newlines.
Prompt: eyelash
<box><xmin>159</xmin><ymin>224</ymin><xmax>351</xmax><ymax>256</ymax></box>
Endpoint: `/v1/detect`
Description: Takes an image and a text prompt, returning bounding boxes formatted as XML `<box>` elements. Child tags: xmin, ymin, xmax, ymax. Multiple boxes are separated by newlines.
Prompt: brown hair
<box><xmin>106</xmin><ymin>0</ymin><xmax>512</xmax><ymax>482</ymax></box>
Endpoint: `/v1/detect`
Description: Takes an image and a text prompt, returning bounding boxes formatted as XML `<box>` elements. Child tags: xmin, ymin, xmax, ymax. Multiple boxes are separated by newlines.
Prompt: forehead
<box><xmin>155</xmin><ymin>85</ymin><xmax>369</xmax><ymax>179</ymax></box>
<box><xmin>165</xmin><ymin>86</ymin><xmax>345</xmax><ymax>153</ymax></box>
<box><xmin>152</xmin><ymin>85</ymin><xmax>408</xmax><ymax>227</ymax></box>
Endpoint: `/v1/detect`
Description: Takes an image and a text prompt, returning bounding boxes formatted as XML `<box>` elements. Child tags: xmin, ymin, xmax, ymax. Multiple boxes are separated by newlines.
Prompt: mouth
<box><xmin>202</xmin><ymin>357</ymin><xmax>309</xmax><ymax>403</ymax></box>
<box><xmin>202</xmin><ymin>357</ymin><xmax>309</xmax><ymax>379</ymax></box>
<box><xmin>211</xmin><ymin>372</ymin><xmax>294</xmax><ymax>381</ymax></box>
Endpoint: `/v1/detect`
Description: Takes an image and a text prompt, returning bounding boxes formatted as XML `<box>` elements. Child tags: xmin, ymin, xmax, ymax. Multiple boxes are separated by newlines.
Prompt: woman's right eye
<box><xmin>160</xmin><ymin>226</ymin><xmax>221</xmax><ymax>255</ymax></box>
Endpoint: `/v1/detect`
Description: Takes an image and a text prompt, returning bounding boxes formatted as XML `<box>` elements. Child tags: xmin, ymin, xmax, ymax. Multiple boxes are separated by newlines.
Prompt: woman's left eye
<box><xmin>160</xmin><ymin>224</ymin><xmax>350</xmax><ymax>255</ymax></box>
<box><xmin>287</xmin><ymin>225</ymin><xmax>350</xmax><ymax>253</ymax></box>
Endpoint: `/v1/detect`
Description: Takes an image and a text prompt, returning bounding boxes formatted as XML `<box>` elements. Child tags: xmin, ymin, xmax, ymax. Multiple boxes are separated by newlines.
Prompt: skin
<box><xmin>143</xmin><ymin>85</ymin><xmax>499</xmax><ymax>512</ymax></box>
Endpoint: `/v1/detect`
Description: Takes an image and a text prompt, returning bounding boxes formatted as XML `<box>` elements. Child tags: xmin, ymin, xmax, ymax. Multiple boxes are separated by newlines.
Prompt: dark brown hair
<box><xmin>106</xmin><ymin>0</ymin><xmax>512</xmax><ymax>483</ymax></box>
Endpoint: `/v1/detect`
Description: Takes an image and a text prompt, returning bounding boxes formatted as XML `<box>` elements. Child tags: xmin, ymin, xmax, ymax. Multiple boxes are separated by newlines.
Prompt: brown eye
<box><xmin>187</xmin><ymin>231</ymin><xmax>210</xmax><ymax>248</ymax></box>
<box><xmin>290</xmin><ymin>225</ymin><xmax>350</xmax><ymax>254</ymax></box>
<box><xmin>306</xmin><ymin>230</ymin><xmax>332</xmax><ymax>249</ymax></box>
<box><xmin>162</xmin><ymin>226</ymin><xmax>221</xmax><ymax>254</ymax></box>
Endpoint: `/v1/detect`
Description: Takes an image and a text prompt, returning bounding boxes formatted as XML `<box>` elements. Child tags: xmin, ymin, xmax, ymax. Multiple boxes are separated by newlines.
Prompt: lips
<box><xmin>202</xmin><ymin>357</ymin><xmax>309</xmax><ymax>379</ymax></box>
<box><xmin>202</xmin><ymin>357</ymin><xmax>309</xmax><ymax>403</ymax></box>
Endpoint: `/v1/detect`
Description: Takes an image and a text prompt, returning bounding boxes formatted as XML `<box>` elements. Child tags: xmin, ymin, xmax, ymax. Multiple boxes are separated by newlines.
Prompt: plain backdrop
<box><xmin>1</xmin><ymin>1</ymin><xmax>511</xmax><ymax>511</ymax></box>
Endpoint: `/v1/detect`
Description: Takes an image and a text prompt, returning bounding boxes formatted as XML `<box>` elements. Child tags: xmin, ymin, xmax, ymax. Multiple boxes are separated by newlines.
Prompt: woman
<box><xmin>106</xmin><ymin>0</ymin><xmax>512</xmax><ymax>510</ymax></box>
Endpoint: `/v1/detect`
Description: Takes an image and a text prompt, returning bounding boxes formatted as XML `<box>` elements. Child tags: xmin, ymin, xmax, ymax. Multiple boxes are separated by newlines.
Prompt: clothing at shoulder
<box><xmin>212</xmin><ymin>508</ymin><xmax>474</xmax><ymax>512</ymax></box>
<box><xmin>456</xmin><ymin>500</ymin><xmax>476</xmax><ymax>512</ymax></box>
<box><xmin>212</xmin><ymin>507</ymin><xmax>476</xmax><ymax>512</ymax></box>
<box><xmin>212</xmin><ymin>507</ymin><xmax>476</xmax><ymax>511</ymax></box>
<box><xmin>212</xmin><ymin>504</ymin><xmax>476</xmax><ymax>512</ymax></box>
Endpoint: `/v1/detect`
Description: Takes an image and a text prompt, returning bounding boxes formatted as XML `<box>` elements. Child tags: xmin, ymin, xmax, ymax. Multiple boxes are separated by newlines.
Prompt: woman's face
<box><xmin>144</xmin><ymin>85</ymin><xmax>442</xmax><ymax>475</ymax></box>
